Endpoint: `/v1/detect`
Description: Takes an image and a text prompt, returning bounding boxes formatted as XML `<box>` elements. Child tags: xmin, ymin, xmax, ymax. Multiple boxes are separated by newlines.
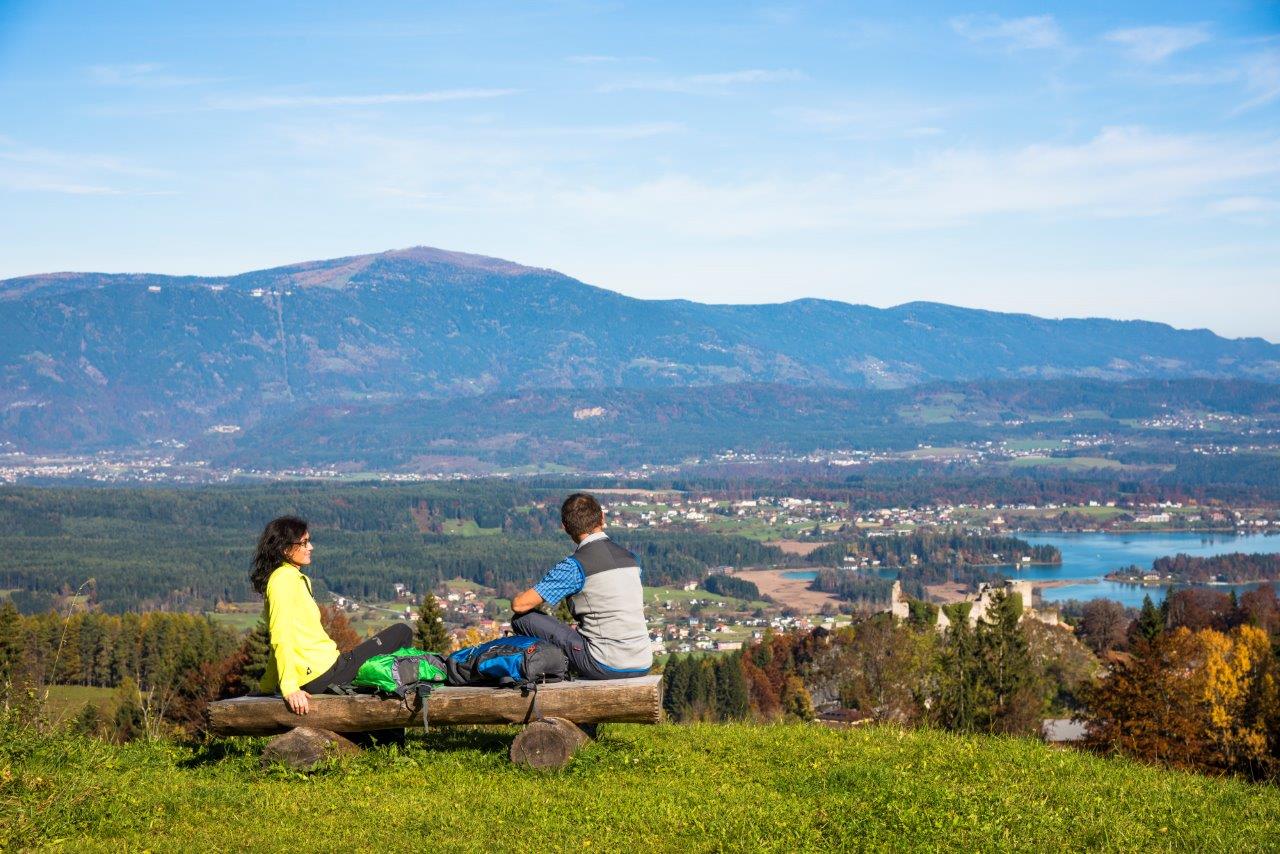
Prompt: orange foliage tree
<box><xmin>319</xmin><ymin>604</ymin><xmax>361</xmax><ymax>653</ymax></box>
<box><xmin>1085</xmin><ymin>624</ymin><xmax>1280</xmax><ymax>780</ymax></box>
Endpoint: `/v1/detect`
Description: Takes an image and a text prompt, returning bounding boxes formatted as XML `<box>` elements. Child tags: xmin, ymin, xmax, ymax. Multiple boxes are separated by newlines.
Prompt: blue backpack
<box><xmin>445</xmin><ymin>635</ymin><xmax>569</xmax><ymax>688</ymax></box>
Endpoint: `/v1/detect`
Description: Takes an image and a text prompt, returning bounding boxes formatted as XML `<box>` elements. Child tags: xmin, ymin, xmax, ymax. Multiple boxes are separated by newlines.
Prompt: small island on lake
<box><xmin>1105</xmin><ymin>552</ymin><xmax>1280</xmax><ymax>586</ymax></box>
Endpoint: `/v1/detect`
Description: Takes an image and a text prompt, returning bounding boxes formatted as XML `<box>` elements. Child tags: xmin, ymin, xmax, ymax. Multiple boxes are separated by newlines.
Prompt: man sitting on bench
<box><xmin>511</xmin><ymin>492</ymin><xmax>653</xmax><ymax>680</ymax></box>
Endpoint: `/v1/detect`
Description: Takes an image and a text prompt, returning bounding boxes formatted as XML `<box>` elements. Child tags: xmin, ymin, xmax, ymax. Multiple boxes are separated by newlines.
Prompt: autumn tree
<box><xmin>814</xmin><ymin>616</ymin><xmax>936</xmax><ymax>724</ymax></box>
<box><xmin>1238</xmin><ymin>584</ymin><xmax>1280</xmax><ymax>635</ymax></box>
<box><xmin>319</xmin><ymin>604</ymin><xmax>360</xmax><ymax>652</ymax></box>
<box><xmin>1084</xmin><ymin>630</ymin><xmax>1205</xmax><ymax>769</ymax></box>
<box><xmin>780</xmin><ymin>674</ymin><xmax>814</xmax><ymax>721</ymax></box>
<box><xmin>1193</xmin><ymin>625</ymin><xmax>1278</xmax><ymax>777</ymax></box>
<box><xmin>1166</xmin><ymin>588</ymin><xmax>1233</xmax><ymax>632</ymax></box>
<box><xmin>1077</xmin><ymin>599</ymin><xmax>1128</xmax><ymax>655</ymax></box>
<box><xmin>740</xmin><ymin>652</ymin><xmax>780</xmax><ymax>720</ymax></box>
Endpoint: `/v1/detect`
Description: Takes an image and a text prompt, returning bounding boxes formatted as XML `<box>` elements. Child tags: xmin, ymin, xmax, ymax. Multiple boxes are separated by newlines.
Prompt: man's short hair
<box><xmin>561</xmin><ymin>492</ymin><xmax>604</xmax><ymax>540</ymax></box>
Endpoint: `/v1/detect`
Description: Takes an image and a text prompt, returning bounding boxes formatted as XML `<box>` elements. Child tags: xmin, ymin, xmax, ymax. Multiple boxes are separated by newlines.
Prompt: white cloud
<box><xmin>856</xmin><ymin>126</ymin><xmax>1280</xmax><ymax>225</ymax></box>
<box><xmin>950</xmin><ymin>14</ymin><xmax>1062</xmax><ymax>51</ymax></box>
<box><xmin>777</xmin><ymin>98</ymin><xmax>956</xmax><ymax>140</ymax></box>
<box><xmin>522</xmin><ymin>122</ymin><xmax>684</xmax><ymax>140</ymax></box>
<box><xmin>88</xmin><ymin>63</ymin><xmax>214</xmax><ymax>87</ymax></box>
<box><xmin>0</xmin><ymin>140</ymin><xmax>171</xmax><ymax>196</ymax></box>
<box><xmin>523</xmin><ymin>127</ymin><xmax>1280</xmax><ymax>236</ymax></box>
<box><xmin>1234</xmin><ymin>50</ymin><xmax>1280</xmax><ymax>113</ymax></box>
<box><xmin>597</xmin><ymin>69</ymin><xmax>805</xmax><ymax>94</ymax></box>
<box><xmin>203</xmin><ymin>88</ymin><xmax>519</xmax><ymax>111</ymax></box>
<box><xmin>1209</xmin><ymin>196</ymin><xmax>1280</xmax><ymax>215</ymax></box>
<box><xmin>1104</xmin><ymin>25</ymin><xmax>1210</xmax><ymax>63</ymax></box>
<box><xmin>280</xmin><ymin>119</ymin><xmax>1280</xmax><ymax>242</ymax></box>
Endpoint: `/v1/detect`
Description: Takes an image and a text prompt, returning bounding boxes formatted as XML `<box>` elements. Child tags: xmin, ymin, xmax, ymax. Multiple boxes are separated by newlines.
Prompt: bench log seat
<box><xmin>207</xmin><ymin>675</ymin><xmax>664</xmax><ymax>737</ymax></box>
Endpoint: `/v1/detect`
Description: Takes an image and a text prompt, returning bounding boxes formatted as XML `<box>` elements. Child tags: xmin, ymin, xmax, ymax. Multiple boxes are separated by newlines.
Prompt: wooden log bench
<box><xmin>207</xmin><ymin>675</ymin><xmax>663</xmax><ymax>771</ymax></box>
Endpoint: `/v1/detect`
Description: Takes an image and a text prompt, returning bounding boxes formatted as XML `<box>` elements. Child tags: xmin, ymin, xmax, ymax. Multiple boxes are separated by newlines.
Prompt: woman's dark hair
<box><xmin>251</xmin><ymin>515</ymin><xmax>309</xmax><ymax>595</ymax></box>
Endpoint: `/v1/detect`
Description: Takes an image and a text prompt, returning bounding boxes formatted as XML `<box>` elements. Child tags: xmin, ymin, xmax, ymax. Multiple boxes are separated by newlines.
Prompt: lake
<box><xmin>785</xmin><ymin>532</ymin><xmax>1280</xmax><ymax>608</ymax></box>
<box><xmin>1018</xmin><ymin>531</ymin><xmax>1280</xmax><ymax>608</ymax></box>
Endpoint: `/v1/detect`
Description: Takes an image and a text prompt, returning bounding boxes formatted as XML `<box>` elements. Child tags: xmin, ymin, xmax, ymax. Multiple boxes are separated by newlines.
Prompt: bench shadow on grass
<box><xmin>181</xmin><ymin>725</ymin><xmax>519</xmax><ymax>768</ymax></box>
<box><xmin>179</xmin><ymin>736</ymin><xmax>265</xmax><ymax>768</ymax></box>
<box><xmin>414</xmin><ymin>725</ymin><xmax>518</xmax><ymax>754</ymax></box>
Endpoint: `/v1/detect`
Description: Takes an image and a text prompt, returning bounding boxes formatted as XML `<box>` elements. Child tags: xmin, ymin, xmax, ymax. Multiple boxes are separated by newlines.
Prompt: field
<box><xmin>39</xmin><ymin>685</ymin><xmax>115</xmax><ymax>725</ymax></box>
<box><xmin>765</xmin><ymin>540</ymin><xmax>827</xmax><ymax>557</ymax></box>
<box><xmin>441</xmin><ymin>519</ymin><xmax>502</xmax><ymax>537</ymax></box>
<box><xmin>730</xmin><ymin>569</ymin><xmax>843</xmax><ymax>613</ymax></box>
<box><xmin>643</xmin><ymin>584</ymin><xmax>770</xmax><ymax>612</ymax></box>
<box><xmin>1006</xmin><ymin>455</ymin><xmax>1131</xmax><ymax>471</ymax></box>
<box><xmin>5</xmin><ymin>719</ymin><xmax>1280</xmax><ymax>852</ymax></box>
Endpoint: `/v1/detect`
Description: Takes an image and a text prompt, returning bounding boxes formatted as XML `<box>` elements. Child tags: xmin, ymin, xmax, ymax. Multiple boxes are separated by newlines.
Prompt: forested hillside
<box><xmin>0</xmin><ymin>484</ymin><xmax>786</xmax><ymax>612</ymax></box>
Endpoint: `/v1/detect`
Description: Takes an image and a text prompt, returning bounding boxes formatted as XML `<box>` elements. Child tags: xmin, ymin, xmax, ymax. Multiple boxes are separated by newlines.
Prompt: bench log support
<box><xmin>207</xmin><ymin>675</ymin><xmax>663</xmax><ymax>737</ymax></box>
<box><xmin>509</xmin><ymin>716</ymin><xmax>590</xmax><ymax>770</ymax></box>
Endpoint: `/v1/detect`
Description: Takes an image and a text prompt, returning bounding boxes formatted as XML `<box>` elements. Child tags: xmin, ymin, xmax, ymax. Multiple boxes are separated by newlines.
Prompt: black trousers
<box><xmin>301</xmin><ymin>623</ymin><xmax>415</xmax><ymax>693</ymax></box>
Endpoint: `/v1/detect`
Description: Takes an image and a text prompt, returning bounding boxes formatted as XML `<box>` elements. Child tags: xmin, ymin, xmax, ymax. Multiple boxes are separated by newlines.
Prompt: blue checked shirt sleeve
<box><xmin>533</xmin><ymin>557</ymin><xmax>585</xmax><ymax>606</ymax></box>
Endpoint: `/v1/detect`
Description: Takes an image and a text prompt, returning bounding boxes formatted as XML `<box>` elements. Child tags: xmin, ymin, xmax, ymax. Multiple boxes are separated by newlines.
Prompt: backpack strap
<box><xmin>520</xmin><ymin>681</ymin><xmax>542</xmax><ymax>724</ymax></box>
<box><xmin>414</xmin><ymin>683</ymin><xmax>434</xmax><ymax>732</ymax></box>
<box><xmin>325</xmin><ymin>682</ymin><xmax>357</xmax><ymax>695</ymax></box>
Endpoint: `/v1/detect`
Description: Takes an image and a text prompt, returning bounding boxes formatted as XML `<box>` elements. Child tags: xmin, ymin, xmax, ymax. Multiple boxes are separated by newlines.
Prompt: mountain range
<box><xmin>2</xmin><ymin>246</ymin><xmax>1277</xmax><ymax>455</ymax></box>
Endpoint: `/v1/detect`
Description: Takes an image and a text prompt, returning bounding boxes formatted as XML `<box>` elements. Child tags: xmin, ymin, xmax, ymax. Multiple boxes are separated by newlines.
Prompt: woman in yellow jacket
<box><xmin>251</xmin><ymin>515</ymin><xmax>413</xmax><ymax>715</ymax></box>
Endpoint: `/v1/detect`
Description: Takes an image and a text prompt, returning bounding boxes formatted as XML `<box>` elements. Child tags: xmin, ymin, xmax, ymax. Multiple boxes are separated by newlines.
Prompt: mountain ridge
<box><xmin>2</xmin><ymin>246</ymin><xmax>1278</xmax><ymax>452</ymax></box>
<box><xmin>3</xmin><ymin>247</ymin><xmax>1271</xmax><ymax>345</ymax></box>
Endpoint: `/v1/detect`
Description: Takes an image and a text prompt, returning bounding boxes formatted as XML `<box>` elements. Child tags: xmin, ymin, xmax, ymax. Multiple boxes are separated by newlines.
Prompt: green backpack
<box><xmin>352</xmin><ymin>646</ymin><xmax>448</xmax><ymax>698</ymax></box>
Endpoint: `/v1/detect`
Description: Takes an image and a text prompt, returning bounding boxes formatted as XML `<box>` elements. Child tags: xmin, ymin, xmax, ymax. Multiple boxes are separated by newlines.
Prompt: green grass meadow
<box><xmin>5</xmin><ymin>720</ymin><xmax>1280</xmax><ymax>852</ymax></box>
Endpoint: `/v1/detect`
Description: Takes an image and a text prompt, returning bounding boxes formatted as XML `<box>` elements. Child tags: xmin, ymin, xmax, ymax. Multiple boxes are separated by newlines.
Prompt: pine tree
<box><xmin>937</xmin><ymin>619</ymin><xmax>986</xmax><ymax>733</ymax></box>
<box><xmin>662</xmin><ymin>654</ymin><xmax>691</xmax><ymax>721</ymax></box>
<box><xmin>977</xmin><ymin>589</ymin><xmax>1041</xmax><ymax>735</ymax></box>
<box><xmin>1136</xmin><ymin>595</ymin><xmax>1165</xmax><ymax>643</ymax></box>
<box><xmin>416</xmin><ymin>593</ymin><xmax>452</xmax><ymax>653</ymax></box>
<box><xmin>218</xmin><ymin>616</ymin><xmax>270</xmax><ymax>698</ymax></box>
<box><xmin>111</xmin><ymin>676</ymin><xmax>145</xmax><ymax>743</ymax></box>
<box><xmin>0</xmin><ymin>600</ymin><xmax>22</xmax><ymax>687</ymax></box>
<box><xmin>714</xmin><ymin>653</ymin><xmax>750</xmax><ymax>721</ymax></box>
<box><xmin>70</xmin><ymin>701</ymin><xmax>104</xmax><ymax>738</ymax></box>
<box><xmin>692</xmin><ymin>659</ymin><xmax>718</xmax><ymax>720</ymax></box>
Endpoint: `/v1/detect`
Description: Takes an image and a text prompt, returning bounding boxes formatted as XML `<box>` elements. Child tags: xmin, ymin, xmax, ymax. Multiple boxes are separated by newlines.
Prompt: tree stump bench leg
<box><xmin>509</xmin><ymin>716</ymin><xmax>590</xmax><ymax>770</ymax></box>
<box><xmin>260</xmin><ymin>726</ymin><xmax>361</xmax><ymax>771</ymax></box>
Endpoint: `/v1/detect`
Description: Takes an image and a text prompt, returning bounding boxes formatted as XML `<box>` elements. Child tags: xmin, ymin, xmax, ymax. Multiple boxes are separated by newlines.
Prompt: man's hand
<box><xmin>285</xmin><ymin>690</ymin><xmax>311</xmax><ymax>715</ymax></box>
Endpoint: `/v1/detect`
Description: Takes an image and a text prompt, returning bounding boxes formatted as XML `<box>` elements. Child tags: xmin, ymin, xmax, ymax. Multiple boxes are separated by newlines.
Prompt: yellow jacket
<box><xmin>259</xmin><ymin>563</ymin><xmax>339</xmax><ymax>696</ymax></box>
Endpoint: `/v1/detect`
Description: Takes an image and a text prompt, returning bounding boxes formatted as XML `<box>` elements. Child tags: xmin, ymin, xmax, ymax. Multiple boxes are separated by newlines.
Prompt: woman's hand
<box><xmin>285</xmin><ymin>690</ymin><xmax>311</xmax><ymax>715</ymax></box>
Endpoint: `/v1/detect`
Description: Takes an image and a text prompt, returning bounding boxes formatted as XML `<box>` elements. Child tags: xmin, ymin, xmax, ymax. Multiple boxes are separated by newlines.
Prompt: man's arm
<box><xmin>512</xmin><ymin>587</ymin><xmax>544</xmax><ymax>615</ymax></box>
<box><xmin>513</xmin><ymin>558</ymin><xmax>584</xmax><ymax>616</ymax></box>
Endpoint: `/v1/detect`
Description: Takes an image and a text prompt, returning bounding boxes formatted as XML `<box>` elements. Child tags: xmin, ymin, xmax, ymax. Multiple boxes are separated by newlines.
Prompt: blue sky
<box><xmin>1</xmin><ymin>1</ymin><xmax>1277</xmax><ymax>339</ymax></box>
